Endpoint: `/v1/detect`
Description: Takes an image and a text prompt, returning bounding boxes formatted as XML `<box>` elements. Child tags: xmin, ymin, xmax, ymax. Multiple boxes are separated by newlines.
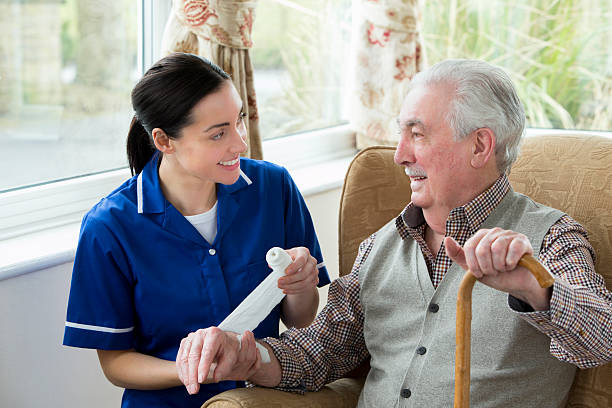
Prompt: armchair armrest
<box><xmin>201</xmin><ymin>377</ymin><xmax>365</xmax><ymax>408</ymax></box>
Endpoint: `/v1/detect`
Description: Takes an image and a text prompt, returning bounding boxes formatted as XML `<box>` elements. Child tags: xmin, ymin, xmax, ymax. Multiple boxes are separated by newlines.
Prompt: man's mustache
<box><xmin>404</xmin><ymin>167</ymin><xmax>427</xmax><ymax>178</ymax></box>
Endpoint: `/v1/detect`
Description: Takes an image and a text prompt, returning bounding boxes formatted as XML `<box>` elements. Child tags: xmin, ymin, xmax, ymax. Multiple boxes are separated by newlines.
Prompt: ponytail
<box><xmin>126</xmin><ymin>116</ymin><xmax>156</xmax><ymax>175</ymax></box>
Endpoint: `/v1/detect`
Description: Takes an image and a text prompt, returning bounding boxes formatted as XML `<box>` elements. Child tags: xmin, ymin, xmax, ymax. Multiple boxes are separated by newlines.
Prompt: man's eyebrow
<box><xmin>398</xmin><ymin>118</ymin><xmax>427</xmax><ymax>132</ymax></box>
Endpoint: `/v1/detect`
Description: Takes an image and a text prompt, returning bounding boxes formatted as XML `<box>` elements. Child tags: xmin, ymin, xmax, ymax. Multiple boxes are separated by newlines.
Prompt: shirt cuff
<box><xmin>259</xmin><ymin>336</ymin><xmax>307</xmax><ymax>394</ymax></box>
<box><xmin>508</xmin><ymin>277</ymin><xmax>575</xmax><ymax>335</ymax></box>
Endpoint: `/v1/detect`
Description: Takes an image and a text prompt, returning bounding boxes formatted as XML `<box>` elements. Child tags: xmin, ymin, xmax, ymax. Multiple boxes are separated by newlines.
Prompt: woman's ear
<box><xmin>470</xmin><ymin>127</ymin><xmax>496</xmax><ymax>169</ymax></box>
<box><xmin>152</xmin><ymin>128</ymin><xmax>174</xmax><ymax>153</ymax></box>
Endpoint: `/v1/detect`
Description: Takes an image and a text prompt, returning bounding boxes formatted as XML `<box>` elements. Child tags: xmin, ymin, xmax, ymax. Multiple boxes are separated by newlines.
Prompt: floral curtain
<box><xmin>350</xmin><ymin>0</ymin><xmax>425</xmax><ymax>148</ymax></box>
<box><xmin>161</xmin><ymin>0</ymin><xmax>262</xmax><ymax>160</ymax></box>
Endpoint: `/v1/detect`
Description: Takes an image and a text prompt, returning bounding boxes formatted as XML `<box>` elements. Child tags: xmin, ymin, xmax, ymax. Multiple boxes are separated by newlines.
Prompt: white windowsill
<box><xmin>0</xmin><ymin>154</ymin><xmax>355</xmax><ymax>281</ymax></box>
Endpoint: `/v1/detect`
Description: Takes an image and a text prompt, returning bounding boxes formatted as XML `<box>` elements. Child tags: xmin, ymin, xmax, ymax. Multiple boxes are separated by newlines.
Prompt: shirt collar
<box><xmin>397</xmin><ymin>174</ymin><xmax>510</xmax><ymax>237</ymax></box>
<box><xmin>136</xmin><ymin>154</ymin><xmax>253</xmax><ymax>214</ymax></box>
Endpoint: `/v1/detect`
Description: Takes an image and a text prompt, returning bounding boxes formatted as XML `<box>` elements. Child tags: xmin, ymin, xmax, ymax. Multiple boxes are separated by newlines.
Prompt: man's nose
<box><xmin>394</xmin><ymin>137</ymin><xmax>415</xmax><ymax>165</ymax></box>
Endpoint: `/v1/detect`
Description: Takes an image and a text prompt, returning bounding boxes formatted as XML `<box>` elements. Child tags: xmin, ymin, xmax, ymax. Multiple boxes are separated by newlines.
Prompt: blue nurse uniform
<box><xmin>63</xmin><ymin>154</ymin><xmax>330</xmax><ymax>407</ymax></box>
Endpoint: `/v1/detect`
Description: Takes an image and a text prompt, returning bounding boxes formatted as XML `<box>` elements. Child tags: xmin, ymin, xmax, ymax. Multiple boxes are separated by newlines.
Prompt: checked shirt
<box><xmin>263</xmin><ymin>175</ymin><xmax>612</xmax><ymax>392</ymax></box>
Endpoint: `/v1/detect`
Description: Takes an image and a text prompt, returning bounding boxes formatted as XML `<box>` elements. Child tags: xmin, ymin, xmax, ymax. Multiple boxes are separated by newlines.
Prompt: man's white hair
<box><xmin>408</xmin><ymin>59</ymin><xmax>525</xmax><ymax>174</ymax></box>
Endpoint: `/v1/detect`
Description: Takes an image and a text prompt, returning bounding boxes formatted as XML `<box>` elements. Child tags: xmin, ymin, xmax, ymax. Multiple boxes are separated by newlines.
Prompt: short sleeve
<box><xmin>63</xmin><ymin>213</ymin><xmax>136</xmax><ymax>350</ymax></box>
<box><xmin>281</xmin><ymin>168</ymin><xmax>331</xmax><ymax>287</ymax></box>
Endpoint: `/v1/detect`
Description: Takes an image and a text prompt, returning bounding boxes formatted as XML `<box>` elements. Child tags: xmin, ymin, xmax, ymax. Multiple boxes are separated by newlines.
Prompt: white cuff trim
<box><xmin>65</xmin><ymin>321</ymin><xmax>134</xmax><ymax>334</ymax></box>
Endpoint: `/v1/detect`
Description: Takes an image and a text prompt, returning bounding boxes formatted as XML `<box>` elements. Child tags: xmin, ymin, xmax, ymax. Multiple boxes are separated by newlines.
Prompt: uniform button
<box><xmin>416</xmin><ymin>346</ymin><xmax>427</xmax><ymax>355</ymax></box>
<box><xmin>400</xmin><ymin>388</ymin><xmax>411</xmax><ymax>398</ymax></box>
<box><xmin>428</xmin><ymin>303</ymin><xmax>439</xmax><ymax>313</ymax></box>
<box><xmin>208</xmin><ymin>248</ymin><xmax>216</xmax><ymax>256</ymax></box>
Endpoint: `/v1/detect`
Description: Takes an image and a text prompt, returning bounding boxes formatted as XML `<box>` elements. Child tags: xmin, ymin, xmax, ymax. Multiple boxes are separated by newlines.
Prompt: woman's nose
<box><xmin>231</xmin><ymin>125</ymin><xmax>248</xmax><ymax>153</ymax></box>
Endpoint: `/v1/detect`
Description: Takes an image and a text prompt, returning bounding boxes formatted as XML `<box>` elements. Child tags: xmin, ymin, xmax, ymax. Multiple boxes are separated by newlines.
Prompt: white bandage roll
<box><xmin>217</xmin><ymin>247</ymin><xmax>293</xmax><ymax>364</ymax></box>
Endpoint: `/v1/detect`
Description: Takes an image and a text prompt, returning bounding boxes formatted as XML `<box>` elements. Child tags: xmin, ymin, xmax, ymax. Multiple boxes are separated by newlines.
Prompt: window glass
<box><xmin>423</xmin><ymin>0</ymin><xmax>612</xmax><ymax>131</ymax></box>
<box><xmin>0</xmin><ymin>0</ymin><xmax>138</xmax><ymax>191</ymax></box>
<box><xmin>251</xmin><ymin>0</ymin><xmax>352</xmax><ymax>140</ymax></box>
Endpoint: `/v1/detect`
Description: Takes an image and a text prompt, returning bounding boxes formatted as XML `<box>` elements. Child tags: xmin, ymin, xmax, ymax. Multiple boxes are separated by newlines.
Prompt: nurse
<box><xmin>63</xmin><ymin>53</ymin><xmax>330</xmax><ymax>407</ymax></box>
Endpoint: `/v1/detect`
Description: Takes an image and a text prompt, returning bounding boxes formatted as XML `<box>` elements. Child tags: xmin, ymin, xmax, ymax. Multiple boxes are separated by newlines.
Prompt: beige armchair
<box><xmin>203</xmin><ymin>134</ymin><xmax>612</xmax><ymax>408</ymax></box>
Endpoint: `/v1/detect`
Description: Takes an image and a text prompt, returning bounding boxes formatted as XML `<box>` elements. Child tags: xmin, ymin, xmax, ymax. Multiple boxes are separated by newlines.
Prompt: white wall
<box><xmin>0</xmin><ymin>187</ymin><xmax>342</xmax><ymax>408</ymax></box>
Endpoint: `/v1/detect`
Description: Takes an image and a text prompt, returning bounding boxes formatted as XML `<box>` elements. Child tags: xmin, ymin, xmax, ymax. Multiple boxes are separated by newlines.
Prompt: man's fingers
<box><xmin>474</xmin><ymin>228</ymin><xmax>505</xmax><ymax>275</ymax></box>
<box><xmin>506</xmin><ymin>235</ymin><xmax>533</xmax><ymax>268</ymax></box>
<box><xmin>490</xmin><ymin>232</ymin><xmax>513</xmax><ymax>271</ymax></box>
<box><xmin>200</xmin><ymin>328</ymin><xmax>223</xmax><ymax>384</ymax></box>
<box><xmin>187</xmin><ymin>331</ymin><xmax>204</xmax><ymax>394</ymax></box>
<box><xmin>180</xmin><ymin>335</ymin><xmax>193</xmax><ymax>389</ymax></box>
<box><xmin>213</xmin><ymin>332</ymin><xmax>241</xmax><ymax>382</ymax></box>
<box><xmin>444</xmin><ymin>236</ymin><xmax>467</xmax><ymax>270</ymax></box>
<box><xmin>176</xmin><ymin>337</ymin><xmax>187</xmax><ymax>384</ymax></box>
<box><xmin>463</xmin><ymin>229</ymin><xmax>488</xmax><ymax>278</ymax></box>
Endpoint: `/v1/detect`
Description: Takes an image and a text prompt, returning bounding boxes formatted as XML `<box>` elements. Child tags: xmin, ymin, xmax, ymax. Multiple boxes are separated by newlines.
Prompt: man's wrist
<box><xmin>511</xmin><ymin>286</ymin><xmax>552</xmax><ymax>311</ymax></box>
<box><xmin>248</xmin><ymin>341</ymin><xmax>282</xmax><ymax>387</ymax></box>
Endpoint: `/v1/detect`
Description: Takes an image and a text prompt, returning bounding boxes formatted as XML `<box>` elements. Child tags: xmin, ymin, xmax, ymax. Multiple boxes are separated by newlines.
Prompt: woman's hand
<box><xmin>278</xmin><ymin>247</ymin><xmax>320</xmax><ymax>328</ymax></box>
<box><xmin>176</xmin><ymin>327</ymin><xmax>261</xmax><ymax>395</ymax></box>
<box><xmin>278</xmin><ymin>247</ymin><xmax>319</xmax><ymax>295</ymax></box>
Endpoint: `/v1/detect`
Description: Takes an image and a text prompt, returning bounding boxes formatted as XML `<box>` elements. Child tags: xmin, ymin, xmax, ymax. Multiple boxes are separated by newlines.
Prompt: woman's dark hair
<box><xmin>126</xmin><ymin>53</ymin><xmax>230</xmax><ymax>175</ymax></box>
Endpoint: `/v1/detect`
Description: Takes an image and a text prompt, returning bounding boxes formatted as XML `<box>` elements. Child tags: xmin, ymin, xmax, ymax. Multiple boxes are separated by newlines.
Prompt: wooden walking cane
<box><xmin>454</xmin><ymin>254</ymin><xmax>555</xmax><ymax>408</ymax></box>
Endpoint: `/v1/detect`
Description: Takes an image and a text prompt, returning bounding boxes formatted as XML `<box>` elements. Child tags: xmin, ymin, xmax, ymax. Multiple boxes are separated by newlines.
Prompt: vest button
<box><xmin>416</xmin><ymin>346</ymin><xmax>427</xmax><ymax>355</ymax></box>
<box><xmin>400</xmin><ymin>388</ymin><xmax>411</xmax><ymax>398</ymax></box>
<box><xmin>209</xmin><ymin>248</ymin><xmax>217</xmax><ymax>256</ymax></box>
<box><xmin>428</xmin><ymin>303</ymin><xmax>439</xmax><ymax>313</ymax></box>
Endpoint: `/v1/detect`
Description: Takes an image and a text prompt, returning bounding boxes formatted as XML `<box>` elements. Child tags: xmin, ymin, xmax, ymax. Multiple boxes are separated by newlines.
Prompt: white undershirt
<box><xmin>184</xmin><ymin>201</ymin><xmax>218</xmax><ymax>245</ymax></box>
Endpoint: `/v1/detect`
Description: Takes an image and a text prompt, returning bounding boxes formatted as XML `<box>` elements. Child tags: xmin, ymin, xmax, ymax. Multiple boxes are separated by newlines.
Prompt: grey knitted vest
<box><xmin>357</xmin><ymin>189</ymin><xmax>576</xmax><ymax>408</ymax></box>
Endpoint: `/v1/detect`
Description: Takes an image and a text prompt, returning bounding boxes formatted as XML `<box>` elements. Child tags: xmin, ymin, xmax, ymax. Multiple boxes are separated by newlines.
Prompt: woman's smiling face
<box><xmin>168</xmin><ymin>80</ymin><xmax>248</xmax><ymax>186</ymax></box>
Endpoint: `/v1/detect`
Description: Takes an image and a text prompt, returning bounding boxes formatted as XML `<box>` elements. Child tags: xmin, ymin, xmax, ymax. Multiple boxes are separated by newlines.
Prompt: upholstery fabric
<box><xmin>201</xmin><ymin>377</ymin><xmax>364</xmax><ymax>408</ymax></box>
<box><xmin>508</xmin><ymin>134</ymin><xmax>612</xmax><ymax>408</ymax></box>
<box><xmin>203</xmin><ymin>134</ymin><xmax>611</xmax><ymax>407</ymax></box>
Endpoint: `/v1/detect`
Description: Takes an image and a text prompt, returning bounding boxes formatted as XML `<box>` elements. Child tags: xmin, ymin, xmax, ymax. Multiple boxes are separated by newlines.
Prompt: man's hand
<box><xmin>176</xmin><ymin>328</ymin><xmax>261</xmax><ymax>395</ymax></box>
<box><xmin>445</xmin><ymin>228</ymin><xmax>552</xmax><ymax>310</ymax></box>
<box><xmin>278</xmin><ymin>247</ymin><xmax>319</xmax><ymax>295</ymax></box>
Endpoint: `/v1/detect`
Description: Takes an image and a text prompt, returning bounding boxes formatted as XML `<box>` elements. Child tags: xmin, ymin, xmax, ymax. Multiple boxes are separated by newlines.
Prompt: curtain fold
<box><xmin>350</xmin><ymin>0</ymin><xmax>425</xmax><ymax>148</ymax></box>
<box><xmin>161</xmin><ymin>0</ymin><xmax>262</xmax><ymax>160</ymax></box>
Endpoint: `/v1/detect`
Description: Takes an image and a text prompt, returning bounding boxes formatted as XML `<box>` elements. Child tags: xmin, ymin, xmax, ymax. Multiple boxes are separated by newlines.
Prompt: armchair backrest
<box><xmin>337</xmin><ymin>134</ymin><xmax>612</xmax><ymax>408</ymax></box>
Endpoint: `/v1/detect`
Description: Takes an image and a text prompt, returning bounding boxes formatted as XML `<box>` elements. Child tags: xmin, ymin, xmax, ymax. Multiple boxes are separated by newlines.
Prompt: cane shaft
<box><xmin>453</xmin><ymin>254</ymin><xmax>554</xmax><ymax>408</ymax></box>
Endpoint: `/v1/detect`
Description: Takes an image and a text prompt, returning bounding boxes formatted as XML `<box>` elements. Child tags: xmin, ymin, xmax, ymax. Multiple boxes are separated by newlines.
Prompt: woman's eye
<box><xmin>212</xmin><ymin>131</ymin><xmax>224</xmax><ymax>140</ymax></box>
<box><xmin>237</xmin><ymin>112</ymin><xmax>246</xmax><ymax>124</ymax></box>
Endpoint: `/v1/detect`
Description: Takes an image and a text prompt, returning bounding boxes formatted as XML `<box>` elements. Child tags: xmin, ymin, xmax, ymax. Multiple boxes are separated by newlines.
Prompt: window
<box><xmin>422</xmin><ymin>0</ymin><xmax>612</xmax><ymax>132</ymax></box>
<box><xmin>0</xmin><ymin>0</ymin><xmax>170</xmax><ymax>239</ymax></box>
<box><xmin>1</xmin><ymin>0</ymin><xmax>139</xmax><ymax>192</ymax></box>
<box><xmin>251</xmin><ymin>0</ymin><xmax>352</xmax><ymax>140</ymax></box>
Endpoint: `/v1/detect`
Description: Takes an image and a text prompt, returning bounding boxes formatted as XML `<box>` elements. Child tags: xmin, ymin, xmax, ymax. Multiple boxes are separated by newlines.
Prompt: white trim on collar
<box><xmin>240</xmin><ymin>169</ymin><xmax>253</xmax><ymax>185</ymax></box>
<box><xmin>137</xmin><ymin>172</ymin><xmax>143</xmax><ymax>214</ymax></box>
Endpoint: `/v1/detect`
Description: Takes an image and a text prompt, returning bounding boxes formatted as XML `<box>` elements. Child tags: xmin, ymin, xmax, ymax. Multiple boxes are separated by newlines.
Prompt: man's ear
<box><xmin>152</xmin><ymin>128</ymin><xmax>174</xmax><ymax>153</ymax></box>
<box><xmin>470</xmin><ymin>127</ymin><xmax>496</xmax><ymax>169</ymax></box>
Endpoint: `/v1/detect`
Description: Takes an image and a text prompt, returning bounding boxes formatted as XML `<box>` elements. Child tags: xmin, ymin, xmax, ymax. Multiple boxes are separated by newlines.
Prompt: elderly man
<box><xmin>176</xmin><ymin>60</ymin><xmax>612</xmax><ymax>407</ymax></box>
